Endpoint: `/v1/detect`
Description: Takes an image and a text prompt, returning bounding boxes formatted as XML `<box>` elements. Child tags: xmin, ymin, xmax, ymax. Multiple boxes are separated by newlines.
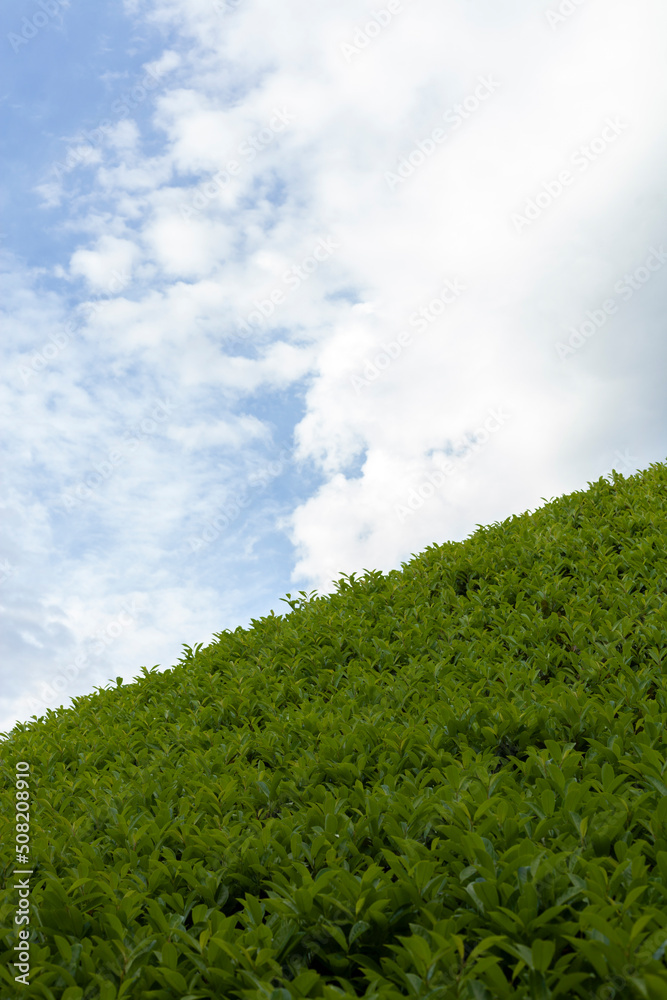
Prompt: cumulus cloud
<box><xmin>69</xmin><ymin>234</ymin><xmax>141</xmax><ymax>290</ymax></box>
<box><xmin>2</xmin><ymin>0</ymin><xmax>666</xmax><ymax>733</ymax></box>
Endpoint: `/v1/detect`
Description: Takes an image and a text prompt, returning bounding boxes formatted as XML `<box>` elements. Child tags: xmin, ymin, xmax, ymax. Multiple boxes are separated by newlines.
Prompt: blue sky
<box><xmin>2</xmin><ymin>0</ymin><xmax>667</xmax><ymax>735</ymax></box>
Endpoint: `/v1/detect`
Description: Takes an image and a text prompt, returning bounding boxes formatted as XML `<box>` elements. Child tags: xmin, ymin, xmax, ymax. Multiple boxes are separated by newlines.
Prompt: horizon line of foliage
<box><xmin>1</xmin><ymin>460</ymin><xmax>667</xmax><ymax>998</ymax></box>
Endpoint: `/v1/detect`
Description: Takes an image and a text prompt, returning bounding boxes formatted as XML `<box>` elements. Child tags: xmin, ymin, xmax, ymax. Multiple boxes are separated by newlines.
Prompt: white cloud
<box><xmin>142</xmin><ymin>212</ymin><xmax>233</xmax><ymax>277</ymax></box>
<box><xmin>107</xmin><ymin>119</ymin><xmax>141</xmax><ymax>151</ymax></box>
<box><xmin>169</xmin><ymin>414</ymin><xmax>267</xmax><ymax>450</ymax></box>
<box><xmin>69</xmin><ymin>235</ymin><xmax>141</xmax><ymax>290</ymax></box>
<box><xmin>144</xmin><ymin>48</ymin><xmax>182</xmax><ymax>79</ymax></box>
<box><xmin>3</xmin><ymin>0</ymin><xmax>667</xmax><ymax>733</ymax></box>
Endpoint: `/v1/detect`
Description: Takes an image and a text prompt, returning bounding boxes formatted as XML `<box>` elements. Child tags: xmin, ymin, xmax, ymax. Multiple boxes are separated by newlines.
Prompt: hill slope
<box><xmin>2</xmin><ymin>462</ymin><xmax>667</xmax><ymax>999</ymax></box>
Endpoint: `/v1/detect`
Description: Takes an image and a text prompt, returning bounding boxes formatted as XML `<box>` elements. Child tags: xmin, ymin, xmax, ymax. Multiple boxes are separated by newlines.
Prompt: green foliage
<box><xmin>2</xmin><ymin>462</ymin><xmax>667</xmax><ymax>997</ymax></box>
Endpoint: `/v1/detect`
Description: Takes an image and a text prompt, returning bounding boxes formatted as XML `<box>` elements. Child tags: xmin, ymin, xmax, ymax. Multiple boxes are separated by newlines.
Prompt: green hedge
<box><xmin>2</xmin><ymin>462</ymin><xmax>667</xmax><ymax>998</ymax></box>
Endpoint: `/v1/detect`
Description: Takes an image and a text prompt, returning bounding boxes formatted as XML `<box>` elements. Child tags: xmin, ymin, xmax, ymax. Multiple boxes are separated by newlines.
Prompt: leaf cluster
<box><xmin>2</xmin><ymin>463</ymin><xmax>667</xmax><ymax>998</ymax></box>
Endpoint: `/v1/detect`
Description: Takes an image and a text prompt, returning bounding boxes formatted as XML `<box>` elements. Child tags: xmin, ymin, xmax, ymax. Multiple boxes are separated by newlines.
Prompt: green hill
<box><xmin>2</xmin><ymin>462</ymin><xmax>667</xmax><ymax>999</ymax></box>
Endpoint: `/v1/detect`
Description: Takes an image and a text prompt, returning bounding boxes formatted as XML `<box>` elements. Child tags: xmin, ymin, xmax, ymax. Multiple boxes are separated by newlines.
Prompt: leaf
<box><xmin>157</xmin><ymin>968</ymin><xmax>189</xmax><ymax>993</ymax></box>
<box><xmin>160</xmin><ymin>940</ymin><xmax>178</xmax><ymax>970</ymax></box>
<box><xmin>54</xmin><ymin>935</ymin><xmax>73</xmax><ymax>963</ymax></box>
<box><xmin>325</xmin><ymin>923</ymin><xmax>348</xmax><ymax>952</ymax></box>
<box><xmin>644</xmin><ymin>974</ymin><xmax>667</xmax><ymax>1000</ymax></box>
<box><xmin>349</xmin><ymin>921</ymin><xmax>371</xmax><ymax>946</ymax></box>
<box><xmin>531</xmin><ymin>939</ymin><xmax>555</xmax><ymax>972</ymax></box>
<box><xmin>498</xmin><ymin>940</ymin><xmax>534</xmax><ymax>970</ymax></box>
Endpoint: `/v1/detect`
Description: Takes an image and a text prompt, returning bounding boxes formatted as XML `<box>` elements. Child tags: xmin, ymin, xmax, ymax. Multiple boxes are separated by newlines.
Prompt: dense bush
<box><xmin>2</xmin><ymin>462</ymin><xmax>667</xmax><ymax>998</ymax></box>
